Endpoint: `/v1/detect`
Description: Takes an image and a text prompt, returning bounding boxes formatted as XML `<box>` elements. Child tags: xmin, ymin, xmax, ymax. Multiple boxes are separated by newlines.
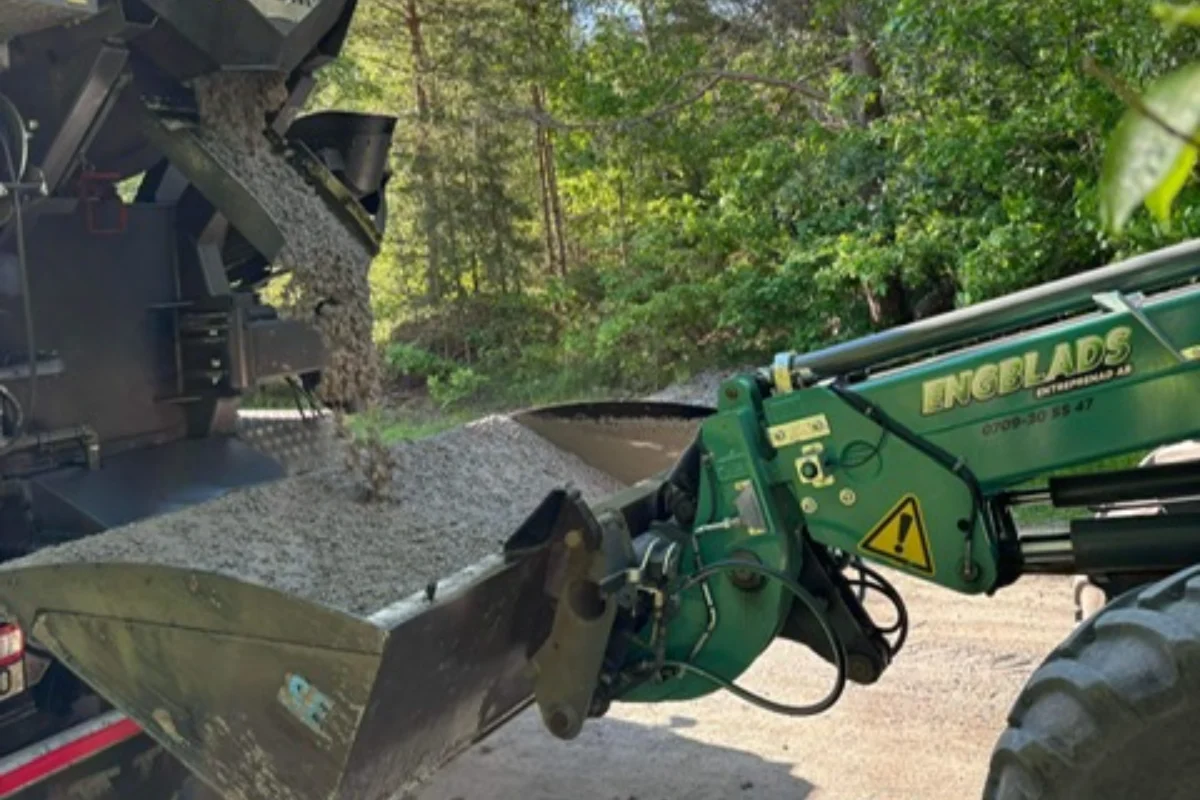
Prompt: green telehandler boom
<box><xmin>5</xmin><ymin>238</ymin><xmax>1200</xmax><ymax>799</ymax></box>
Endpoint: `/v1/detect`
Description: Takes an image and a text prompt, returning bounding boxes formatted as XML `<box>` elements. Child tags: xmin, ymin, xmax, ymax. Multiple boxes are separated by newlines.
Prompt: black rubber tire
<box><xmin>984</xmin><ymin>564</ymin><xmax>1200</xmax><ymax>799</ymax></box>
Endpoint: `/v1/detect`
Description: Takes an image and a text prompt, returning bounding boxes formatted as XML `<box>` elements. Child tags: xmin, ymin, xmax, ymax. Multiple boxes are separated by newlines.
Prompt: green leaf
<box><xmin>1145</xmin><ymin>143</ymin><xmax>1198</xmax><ymax>225</ymax></box>
<box><xmin>1100</xmin><ymin>64</ymin><xmax>1200</xmax><ymax>233</ymax></box>
<box><xmin>1153</xmin><ymin>3</ymin><xmax>1200</xmax><ymax>30</ymax></box>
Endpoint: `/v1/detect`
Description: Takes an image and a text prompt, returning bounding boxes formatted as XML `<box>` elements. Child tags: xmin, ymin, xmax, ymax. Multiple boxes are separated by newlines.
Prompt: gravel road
<box><xmin>414</xmin><ymin>572</ymin><xmax>1076</xmax><ymax>800</ymax></box>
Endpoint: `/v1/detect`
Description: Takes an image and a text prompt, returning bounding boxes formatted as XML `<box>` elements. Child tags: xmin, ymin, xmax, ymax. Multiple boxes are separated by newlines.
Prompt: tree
<box><xmin>312</xmin><ymin>0</ymin><xmax>1200</xmax><ymax>407</ymax></box>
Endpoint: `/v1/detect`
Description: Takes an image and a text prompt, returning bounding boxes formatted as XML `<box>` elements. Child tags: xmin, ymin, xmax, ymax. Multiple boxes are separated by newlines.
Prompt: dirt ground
<box><xmin>414</xmin><ymin>572</ymin><xmax>1076</xmax><ymax>800</ymax></box>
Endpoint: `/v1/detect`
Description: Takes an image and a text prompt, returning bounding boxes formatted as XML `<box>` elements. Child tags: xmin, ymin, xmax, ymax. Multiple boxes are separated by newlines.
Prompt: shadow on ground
<box><xmin>412</xmin><ymin>708</ymin><xmax>814</xmax><ymax>800</ymax></box>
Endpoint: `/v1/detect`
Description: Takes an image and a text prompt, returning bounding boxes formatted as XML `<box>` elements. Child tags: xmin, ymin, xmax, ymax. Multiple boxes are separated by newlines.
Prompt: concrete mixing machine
<box><xmin>0</xmin><ymin>1</ymin><xmax>398</xmax><ymax>795</ymax></box>
<box><xmin>0</xmin><ymin>4</ymin><xmax>709</xmax><ymax>798</ymax></box>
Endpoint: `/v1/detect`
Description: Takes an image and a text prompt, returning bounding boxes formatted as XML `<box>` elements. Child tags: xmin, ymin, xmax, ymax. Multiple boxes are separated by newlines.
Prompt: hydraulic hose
<box><xmin>0</xmin><ymin>110</ymin><xmax>37</xmax><ymax>429</ymax></box>
<box><xmin>668</xmin><ymin>559</ymin><xmax>849</xmax><ymax>717</ymax></box>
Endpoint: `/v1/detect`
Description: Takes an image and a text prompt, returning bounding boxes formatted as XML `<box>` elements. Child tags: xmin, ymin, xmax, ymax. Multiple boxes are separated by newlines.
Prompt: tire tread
<box><xmin>984</xmin><ymin>565</ymin><xmax>1200</xmax><ymax>799</ymax></box>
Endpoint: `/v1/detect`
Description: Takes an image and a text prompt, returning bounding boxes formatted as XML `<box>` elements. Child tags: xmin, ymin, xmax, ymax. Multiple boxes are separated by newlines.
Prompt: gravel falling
<box><xmin>192</xmin><ymin>72</ymin><xmax>381</xmax><ymax>409</ymax></box>
<box><xmin>7</xmin><ymin>416</ymin><xmax>624</xmax><ymax>617</ymax></box>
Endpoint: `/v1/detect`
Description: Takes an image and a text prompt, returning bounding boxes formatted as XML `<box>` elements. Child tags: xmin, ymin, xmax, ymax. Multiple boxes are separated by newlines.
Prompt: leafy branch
<box><xmin>1084</xmin><ymin>55</ymin><xmax>1200</xmax><ymax>148</ymax></box>
<box><xmin>490</xmin><ymin>68</ymin><xmax>835</xmax><ymax>132</ymax></box>
<box><xmin>1096</xmin><ymin>4</ymin><xmax>1200</xmax><ymax>232</ymax></box>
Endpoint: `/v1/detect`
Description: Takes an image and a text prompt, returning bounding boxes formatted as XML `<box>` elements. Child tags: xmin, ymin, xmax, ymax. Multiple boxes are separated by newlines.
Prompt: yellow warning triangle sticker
<box><xmin>858</xmin><ymin>494</ymin><xmax>934</xmax><ymax>575</ymax></box>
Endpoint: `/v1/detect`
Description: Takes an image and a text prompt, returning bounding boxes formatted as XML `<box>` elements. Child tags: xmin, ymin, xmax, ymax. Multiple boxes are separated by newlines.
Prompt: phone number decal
<box><xmin>980</xmin><ymin>398</ymin><xmax>1094</xmax><ymax>437</ymax></box>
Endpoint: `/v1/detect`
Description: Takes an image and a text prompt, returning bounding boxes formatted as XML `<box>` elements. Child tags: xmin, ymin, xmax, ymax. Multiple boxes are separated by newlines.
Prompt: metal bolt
<box><xmin>847</xmin><ymin>653</ymin><xmax>880</xmax><ymax>684</ymax></box>
<box><xmin>801</xmin><ymin>497</ymin><xmax>818</xmax><ymax>514</ymax></box>
<box><xmin>565</xmin><ymin>529</ymin><xmax>584</xmax><ymax>549</ymax></box>
<box><xmin>839</xmin><ymin>489</ymin><xmax>857</xmax><ymax>506</ymax></box>
<box><xmin>546</xmin><ymin>705</ymin><xmax>582</xmax><ymax>740</ymax></box>
<box><xmin>772</xmin><ymin>430</ymin><xmax>786</xmax><ymax>444</ymax></box>
<box><xmin>727</xmin><ymin>549</ymin><xmax>765</xmax><ymax>592</ymax></box>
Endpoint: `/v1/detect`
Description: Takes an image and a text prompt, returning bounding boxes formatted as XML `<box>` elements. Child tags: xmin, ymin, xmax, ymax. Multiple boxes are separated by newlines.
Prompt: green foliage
<box><xmin>319</xmin><ymin>0</ymin><xmax>1200</xmax><ymax>407</ymax></box>
<box><xmin>1100</xmin><ymin>5</ymin><xmax>1200</xmax><ymax>232</ymax></box>
<box><xmin>1101</xmin><ymin>64</ymin><xmax>1200</xmax><ymax>231</ymax></box>
<box><xmin>383</xmin><ymin>342</ymin><xmax>489</xmax><ymax>409</ymax></box>
<box><xmin>383</xmin><ymin>341</ymin><xmax>453</xmax><ymax>384</ymax></box>
<box><xmin>1154</xmin><ymin>3</ymin><xmax>1200</xmax><ymax>30</ymax></box>
<box><xmin>428</xmin><ymin>367</ymin><xmax>490</xmax><ymax>410</ymax></box>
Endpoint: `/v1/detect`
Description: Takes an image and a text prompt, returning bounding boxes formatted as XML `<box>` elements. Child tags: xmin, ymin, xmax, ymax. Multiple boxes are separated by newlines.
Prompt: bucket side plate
<box><xmin>0</xmin><ymin>564</ymin><xmax>386</xmax><ymax>800</ymax></box>
<box><xmin>512</xmin><ymin>401</ymin><xmax>712</xmax><ymax>485</ymax></box>
<box><xmin>0</xmin><ymin>492</ymin><xmax>575</xmax><ymax>800</ymax></box>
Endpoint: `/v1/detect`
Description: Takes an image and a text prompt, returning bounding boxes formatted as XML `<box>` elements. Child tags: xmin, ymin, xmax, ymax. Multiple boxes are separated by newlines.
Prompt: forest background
<box><xmin>307</xmin><ymin>0</ymin><xmax>1200</xmax><ymax>418</ymax></box>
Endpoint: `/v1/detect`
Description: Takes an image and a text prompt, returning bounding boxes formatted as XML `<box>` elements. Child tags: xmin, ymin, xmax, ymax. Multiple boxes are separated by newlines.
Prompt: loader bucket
<box><xmin>0</xmin><ymin>401</ymin><xmax>712</xmax><ymax>799</ymax></box>
<box><xmin>0</xmin><ymin>498</ymin><xmax>565</xmax><ymax>800</ymax></box>
<box><xmin>511</xmin><ymin>400</ymin><xmax>714</xmax><ymax>485</ymax></box>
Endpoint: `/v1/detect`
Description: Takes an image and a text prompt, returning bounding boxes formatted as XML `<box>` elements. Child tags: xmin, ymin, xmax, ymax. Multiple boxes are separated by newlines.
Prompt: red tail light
<box><xmin>0</xmin><ymin>624</ymin><xmax>23</xmax><ymax>668</ymax></box>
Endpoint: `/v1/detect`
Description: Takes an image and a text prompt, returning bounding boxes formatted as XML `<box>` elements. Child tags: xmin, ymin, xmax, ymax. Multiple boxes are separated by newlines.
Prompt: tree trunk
<box><xmin>841</xmin><ymin>5</ymin><xmax>885</xmax><ymax>124</ymax></box>
<box><xmin>442</xmin><ymin>169</ymin><xmax>464</xmax><ymax>299</ymax></box>
<box><xmin>524</xmin><ymin>0</ymin><xmax>568</xmax><ymax>278</ymax></box>
<box><xmin>544</xmin><ymin>124</ymin><xmax>568</xmax><ymax>277</ymax></box>
<box><xmin>531</xmin><ymin>85</ymin><xmax>559</xmax><ymax>277</ymax></box>
<box><xmin>861</xmin><ymin>275</ymin><xmax>907</xmax><ymax>328</ymax></box>
<box><xmin>404</xmin><ymin>0</ymin><xmax>441</xmax><ymax>301</ymax></box>
<box><xmin>637</xmin><ymin>0</ymin><xmax>656</xmax><ymax>52</ymax></box>
<box><xmin>841</xmin><ymin>4</ymin><xmax>939</xmax><ymax>328</ymax></box>
<box><xmin>616</xmin><ymin>171</ymin><xmax>631</xmax><ymax>272</ymax></box>
<box><xmin>530</xmin><ymin>84</ymin><xmax>568</xmax><ymax>278</ymax></box>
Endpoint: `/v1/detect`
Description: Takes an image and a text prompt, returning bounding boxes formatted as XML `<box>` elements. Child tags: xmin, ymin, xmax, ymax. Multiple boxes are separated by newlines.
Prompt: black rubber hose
<box><xmin>668</xmin><ymin>559</ymin><xmax>849</xmax><ymax>717</ymax></box>
<box><xmin>0</xmin><ymin>134</ymin><xmax>36</xmax><ymax>428</ymax></box>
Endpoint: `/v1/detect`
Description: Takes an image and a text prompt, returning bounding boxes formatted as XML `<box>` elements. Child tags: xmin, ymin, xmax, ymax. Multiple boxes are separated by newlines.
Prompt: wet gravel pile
<box><xmin>2</xmin><ymin>0</ymin><xmax>91</xmax><ymax>41</ymax></box>
<box><xmin>9</xmin><ymin>416</ymin><xmax>623</xmax><ymax>617</ymax></box>
<box><xmin>192</xmin><ymin>72</ymin><xmax>381</xmax><ymax>409</ymax></box>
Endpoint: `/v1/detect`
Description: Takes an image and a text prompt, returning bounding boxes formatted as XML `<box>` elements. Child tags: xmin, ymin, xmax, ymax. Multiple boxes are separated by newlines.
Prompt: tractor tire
<box><xmin>984</xmin><ymin>564</ymin><xmax>1200</xmax><ymax>799</ymax></box>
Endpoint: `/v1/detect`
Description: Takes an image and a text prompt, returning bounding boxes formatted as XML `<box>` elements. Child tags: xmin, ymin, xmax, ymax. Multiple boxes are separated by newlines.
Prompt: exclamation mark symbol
<box><xmin>894</xmin><ymin>513</ymin><xmax>913</xmax><ymax>555</ymax></box>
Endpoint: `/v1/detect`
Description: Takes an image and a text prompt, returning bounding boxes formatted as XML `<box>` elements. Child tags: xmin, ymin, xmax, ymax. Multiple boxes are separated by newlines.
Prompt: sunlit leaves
<box><xmin>316</xmin><ymin>0</ymin><xmax>1200</xmax><ymax>401</ymax></box>
<box><xmin>1152</xmin><ymin>3</ymin><xmax>1200</xmax><ymax>31</ymax></box>
<box><xmin>1145</xmin><ymin>143</ymin><xmax>1198</xmax><ymax>226</ymax></box>
<box><xmin>1100</xmin><ymin>64</ymin><xmax>1200</xmax><ymax>232</ymax></box>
